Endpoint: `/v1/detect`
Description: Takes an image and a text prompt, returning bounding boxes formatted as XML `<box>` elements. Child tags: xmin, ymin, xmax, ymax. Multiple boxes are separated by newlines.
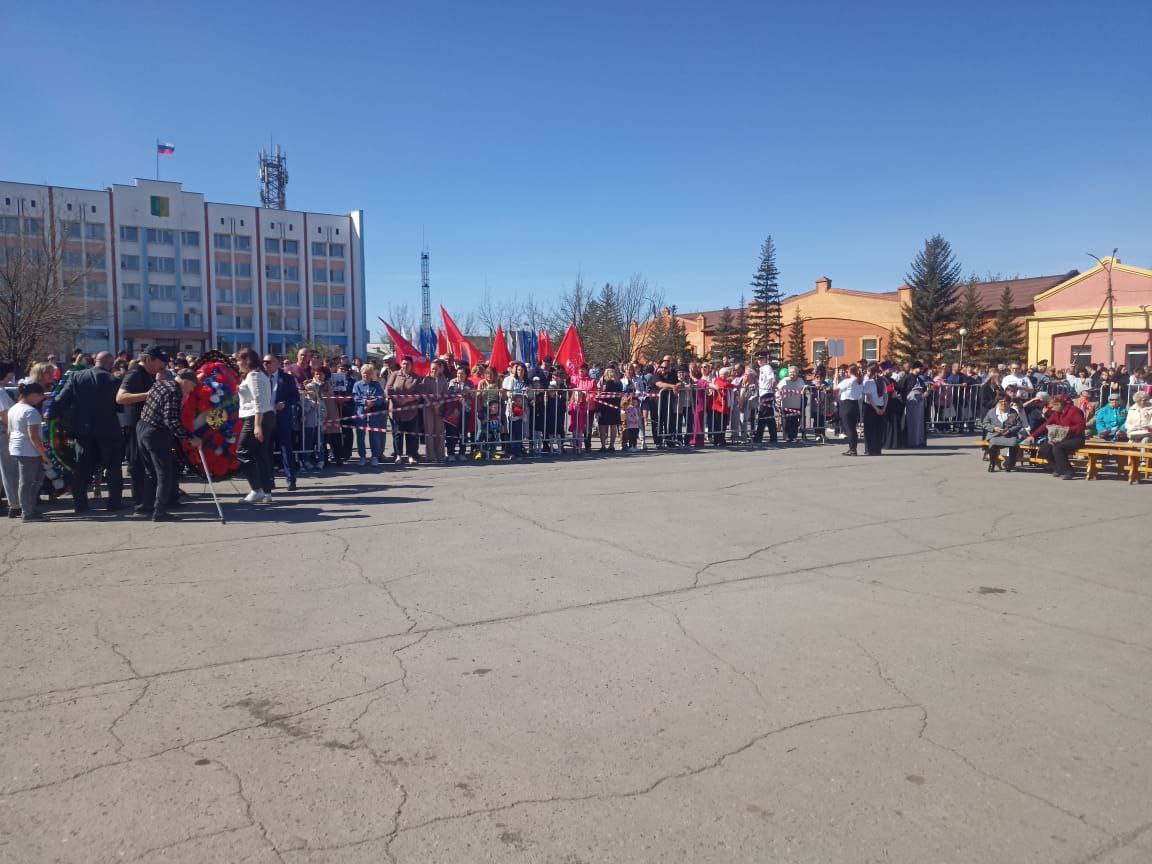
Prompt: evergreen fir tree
<box><xmin>950</xmin><ymin>279</ymin><xmax>986</xmax><ymax>364</ymax></box>
<box><xmin>711</xmin><ymin>306</ymin><xmax>735</xmax><ymax>361</ymax></box>
<box><xmin>787</xmin><ymin>307</ymin><xmax>808</xmax><ymax>369</ymax></box>
<box><xmin>984</xmin><ymin>285</ymin><xmax>1026</xmax><ymax>365</ymax></box>
<box><xmin>733</xmin><ymin>296</ymin><xmax>749</xmax><ymax>363</ymax></box>
<box><xmin>890</xmin><ymin>234</ymin><xmax>962</xmax><ymax>365</ymax></box>
<box><xmin>643</xmin><ymin>306</ymin><xmax>693</xmax><ymax>364</ymax></box>
<box><xmin>749</xmin><ymin>236</ymin><xmax>783</xmax><ymax>357</ymax></box>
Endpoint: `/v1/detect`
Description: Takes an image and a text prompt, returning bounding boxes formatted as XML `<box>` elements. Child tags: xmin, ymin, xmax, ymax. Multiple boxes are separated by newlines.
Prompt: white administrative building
<box><xmin>0</xmin><ymin>178</ymin><xmax>367</xmax><ymax>357</ymax></box>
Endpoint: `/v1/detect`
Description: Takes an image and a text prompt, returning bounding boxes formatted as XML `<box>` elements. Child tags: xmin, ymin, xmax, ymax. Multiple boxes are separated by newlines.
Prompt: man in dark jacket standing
<box><xmin>52</xmin><ymin>351</ymin><xmax>125</xmax><ymax>512</ymax></box>
<box><xmin>264</xmin><ymin>354</ymin><xmax>301</xmax><ymax>491</ymax></box>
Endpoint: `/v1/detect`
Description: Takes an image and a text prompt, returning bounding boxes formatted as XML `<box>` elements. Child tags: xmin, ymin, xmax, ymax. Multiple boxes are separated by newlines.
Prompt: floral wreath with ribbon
<box><xmin>180</xmin><ymin>350</ymin><xmax>242</xmax><ymax>479</ymax></box>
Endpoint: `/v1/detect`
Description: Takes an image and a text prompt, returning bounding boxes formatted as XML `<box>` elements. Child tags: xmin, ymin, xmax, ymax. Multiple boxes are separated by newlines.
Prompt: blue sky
<box><xmin>2</xmin><ymin>0</ymin><xmax>1149</xmax><ymax>332</ymax></box>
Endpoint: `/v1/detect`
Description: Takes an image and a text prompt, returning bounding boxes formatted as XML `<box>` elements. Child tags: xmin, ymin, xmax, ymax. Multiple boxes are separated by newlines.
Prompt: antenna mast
<box><xmin>259</xmin><ymin>144</ymin><xmax>288</xmax><ymax>209</ymax></box>
<box><xmin>420</xmin><ymin>247</ymin><xmax>432</xmax><ymax>337</ymax></box>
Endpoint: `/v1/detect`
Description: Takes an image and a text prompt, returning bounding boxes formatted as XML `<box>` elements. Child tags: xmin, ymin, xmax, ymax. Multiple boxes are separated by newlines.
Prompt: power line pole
<box><xmin>1087</xmin><ymin>249</ymin><xmax>1118</xmax><ymax>366</ymax></box>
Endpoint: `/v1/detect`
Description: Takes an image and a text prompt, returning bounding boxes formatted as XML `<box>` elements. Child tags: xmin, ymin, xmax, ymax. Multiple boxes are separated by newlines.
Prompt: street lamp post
<box><xmin>958</xmin><ymin>327</ymin><xmax>967</xmax><ymax>366</ymax></box>
<box><xmin>1087</xmin><ymin>249</ymin><xmax>1118</xmax><ymax>367</ymax></box>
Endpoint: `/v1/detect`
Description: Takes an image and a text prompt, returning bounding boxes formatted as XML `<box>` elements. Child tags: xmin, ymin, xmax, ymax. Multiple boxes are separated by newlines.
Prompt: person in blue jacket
<box><xmin>1093</xmin><ymin>392</ymin><xmax>1128</xmax><ymax>441</ymax></box>
<box><xmin>352</xmin><ymin>364</ymin><xmax>387</xmax><ymax>466</ymax></box>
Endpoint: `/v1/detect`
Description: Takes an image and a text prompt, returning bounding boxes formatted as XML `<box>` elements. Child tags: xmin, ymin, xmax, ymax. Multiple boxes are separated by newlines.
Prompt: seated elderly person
<box><xmin>1020</xmin><ymin>391</ymin><xmax>1050</xmax><ymax>432</ymax></box>
<box><xmin>1024</xmin><ymin>393</ymin><xmax>1086</xmax><ymax>480</ymax></box>
<box><xmin>1124</xmin><ymin>390</ymin><xmax>1152</xmax><ymax>442</ymax></box>
<box><xmin>981</xmin><ymin>394</ymin><xmax>1026</xmax><ymax>472</ymax></box>
<box><xmin>1093</xmin><ymin>392</ymin><xmax>1128</xmax><ymax>441</ymax></box>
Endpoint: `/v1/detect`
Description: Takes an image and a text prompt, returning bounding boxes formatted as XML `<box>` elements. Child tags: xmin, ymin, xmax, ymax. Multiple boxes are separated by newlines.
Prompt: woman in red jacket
<box><xmin>1025</xmin><ymin>393</ymin><xmax>1086</xmax><ymax>479</ymax></box>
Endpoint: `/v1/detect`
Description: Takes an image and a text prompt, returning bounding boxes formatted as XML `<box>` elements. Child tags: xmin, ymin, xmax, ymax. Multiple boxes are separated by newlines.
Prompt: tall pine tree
<box><xmin>787</xmin><ymin>307</ymin><xmax>808</xmax><ymax>369</ymax></box>
<box><xmin>984</xmin><ymin>285</ymin><xmax>1026</xmax><ymax>365</ymax></box>
<box><xmin>711</xmin><ymin>307</ymin><xmax>735</xmax><ymax>362</ymax></box>
<box><xmin>733</xmin><ymin>296</ymin><xmax>749</xmax><ymax>363</ymax></box>
<box><xmin>643</xmin><ymin>306</ymin><xmax>693</xmax><ymax>363</ymax></box>
<box><xmin>749</xmin><ymin>236</ymin><xmax>783</xmax><ymax>358</ymax></box>
<box><xmin>890</xmin><ymin>234</ymin><xmax>962</xmax><ymax>365</ymax></box>
<box><xmin>950</xmin><ymin>278</ymin><xmax>986</xmax><ymax>365</ymax></box>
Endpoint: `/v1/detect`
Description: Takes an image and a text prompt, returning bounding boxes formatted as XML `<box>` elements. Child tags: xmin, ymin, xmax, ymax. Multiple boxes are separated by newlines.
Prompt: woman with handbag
<box><xmin>1024</xmin><ymin>393</ymin><xmax>1086</xmax><ymax>479</ymax></box>
<box><xmin>981</xmin><ymin>395</ymin><xmax>1024</xmax><ymax>472</ymax></box>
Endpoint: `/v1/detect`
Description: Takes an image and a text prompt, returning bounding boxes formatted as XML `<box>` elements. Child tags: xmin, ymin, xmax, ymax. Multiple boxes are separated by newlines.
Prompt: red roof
<box><xmin>961</xmin><ymin>272</ymin><xmax>1078</xmax><ymax>311</ymax></box>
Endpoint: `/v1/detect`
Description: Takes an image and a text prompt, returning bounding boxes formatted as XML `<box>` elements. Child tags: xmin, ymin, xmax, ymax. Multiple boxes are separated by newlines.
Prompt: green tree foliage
<box><xmin>733</xmin><ymin>296</ymin><xmax>749</xmax><ymax>363</ymax></box>
<box><xmin>711</xmin><ymin>306</ymin><xmax>738</xmax><ymax>362</ymax></box>
<box><xmin>984</xmin><ymin>285</ymin><xmax>1026</xmax><ymax>365</ymax></box>
<box><xmin>643</xmin><ymin>305</ymin><xmax>693</xmax><ymax>364</ymax></box>
<box><xmin>579</xmin><ymin>282</ymin><xmax>628</xmax><ymax>364</ymax></box>
<box><xmin>749</xmin><ymin>236</ymin><xmax>783</xmax><ymax>354</ymax></box>
<box><xmin>786</xmin><ymin>307</ymin><xmax>808</xmax><ymax>369</ymax></box>
<box><xmin>949</xmin><ymin>278</ymin><xmax>986</xmax><ymax>364</ymax></box>
<box><xmin>890</xmin><ymin>234</ymin><xmax>962</xmax><ymax>365</ymax></box>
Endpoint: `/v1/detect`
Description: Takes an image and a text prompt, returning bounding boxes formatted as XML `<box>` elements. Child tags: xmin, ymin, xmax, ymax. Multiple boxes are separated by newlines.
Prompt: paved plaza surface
<box><xmin>1</xmin><ymin>440</ymin><xmax>1150</xmax><ymax>863</ymax></box>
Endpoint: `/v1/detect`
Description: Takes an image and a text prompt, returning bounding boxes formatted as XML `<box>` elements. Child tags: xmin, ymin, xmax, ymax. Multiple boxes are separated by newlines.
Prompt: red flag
<box><xmin>488</xmin><ymin>325</ymin><xmax>511</xmax><ymax>374</ymax></box>
<box><xmin>554</xmin><ymin>324</ymin><xmax>584</xmax><ymax>375</ymax></box>
<box><xmin>441</xmin><ymin>306</ymin><xmax>486</xmax><ymax>368</ymax></box>
<box><xmin>538</xmin><ymin>330</ymin><xmax>553</xmax><ymax>360</ymax></box>
<box><xmin>436</xmin><ymin>328</ymin><xmax>448</xmax><ymax>357</ymax></box>
<box><xmin>378</xmin><ymin>318</ymin><xmax>430</xmax><ymax>374</ymax></box>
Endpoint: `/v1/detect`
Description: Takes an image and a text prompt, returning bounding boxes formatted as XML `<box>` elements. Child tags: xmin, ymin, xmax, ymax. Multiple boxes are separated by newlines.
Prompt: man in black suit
<box><xmin>264</xmin><ymin>353</ymin><xmax>301</xmax><ymax>491</ymax></box>
<box><xmin>52</xmin><ymin>351</ymin><xmax>125</xmax><ymax>512</ymax></box>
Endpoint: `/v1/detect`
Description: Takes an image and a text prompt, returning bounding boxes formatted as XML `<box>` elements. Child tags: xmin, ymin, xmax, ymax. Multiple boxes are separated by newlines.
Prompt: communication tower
<box><xmin>259</xmin><ymin>144</ymin><xmax>288</xmax><ymax>210</ymax></box>
<box><xmin>420</xmin><ymin>248</ymin><xmax>432</xmax><ymax>335</ymax></box>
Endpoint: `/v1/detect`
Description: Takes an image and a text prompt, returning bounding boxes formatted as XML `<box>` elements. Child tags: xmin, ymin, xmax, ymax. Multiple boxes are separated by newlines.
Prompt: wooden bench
<box><xmin>980</xmin><ymin>439</ymin><xmax>1152</xmax><ymax>484</ymax></box>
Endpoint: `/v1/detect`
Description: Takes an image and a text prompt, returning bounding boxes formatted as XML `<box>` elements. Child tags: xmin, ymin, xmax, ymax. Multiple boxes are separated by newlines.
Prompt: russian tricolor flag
<box><xmin>157</xmin><ymin>142</ymin><xmax>175</xmax><ymax>155</ymax></box>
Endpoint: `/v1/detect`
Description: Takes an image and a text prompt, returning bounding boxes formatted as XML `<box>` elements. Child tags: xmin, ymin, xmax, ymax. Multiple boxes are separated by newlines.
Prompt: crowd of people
<box><xmin>2</xmin><ymin>346</ymin><xmax>1150</xmax><ymax>523</ymax></box>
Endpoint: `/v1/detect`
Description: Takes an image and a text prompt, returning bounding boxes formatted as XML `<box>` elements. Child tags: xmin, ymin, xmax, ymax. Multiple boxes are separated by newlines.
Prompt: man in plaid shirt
<box><xmin>136</xmin><ymin>369</ymin><xmax>201</xmax><ymax>521</ymax></box>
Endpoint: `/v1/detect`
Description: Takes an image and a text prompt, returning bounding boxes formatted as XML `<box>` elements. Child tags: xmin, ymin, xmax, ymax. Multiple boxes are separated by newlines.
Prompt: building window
<box><xmin>149</xmin><ymin>196</ymin><xmax>170</xmax><ymax>218</ymax></box>
<box><xmin>182</xmin><ymin>231</ymin><xmax>200</xmax><ymax>246</ymax></box>
<box><xmin>153</xmin><ymin>312</ymin><xmax>178</xmax><ymax>327</ymax></box>
<box><xmin>148</xmin><ymin>284</ymin><xmax>177</xmax><ymax>300</ymax></box>
<box><xmin>330</xmin><ymin>293</ymin><xmax>345</xmax><ymax>309</ymax></box>
<box><xmin>84</xmin><ymin>223</ymin><xmax>106</xmax><ymax>241</ymax></box>
<box><xmin>24</xmin><ymin>217</ymin><xmax>43</xmax><ymax>234</ymax></box>
<box><xmin>122</xmin><ymin>283</ymin><xmax>141</xmax><ymax>299</ymax></box>
<box><xmin>331</xmin><ymin>318</ymin><xmax>346</xmax><ymax>333</ymax></box>
<box><xmin>264</xmin><ymin>237</ymin><xmax>280</xmax><ymax>254</ymax></box>
<box><xmin>284</xmin><ymin>265</ymin><xmax>299</xmax><ymax>281</ymax></box>
<box><xmin>120</xmin><ymin>254</ymin><xmax>140</xmax><ymax>271</ymax></box>
<box><xmin>1126</xmin><ymin>344</ymin><xmax>1148</xmax><ymax>372</ymax></box>
<box><xmin>284</xmin><ymin>291</ymin><xmax>300</xmax><ymax>307</ymax></box>
<box><xmin>215</xmin><ymin>261</ymin><xmax>232</xmax><ymax>277</ymax></box>
<box><xmin>313</xmin><ymin>316</ymin><xmax>327</xmax><ymax>332</ymax></box>
<box><xmin>184</xmin><ymin>312</ymin><xmax>203</xmax><ymax>328</ymax></box>
<box><xmin>284</xmin><ymin>315</ymin><xmax>300</xmax><ymax>331</ymax></box>
<box><xmin>268</xmin><ymin>310</ymin><xmax>282</xmax><ymax>329</ymax></box>
<box><xmin>0</xmin><ymin>216</ymin><xmax>19</xmax><ymax>234</ymax></box>
<box><xmin>267</xmin><ymin>290</ymin><xmax>282</xmax><ymax>306</ymax></box>
<box><xmin>311</xmin><ymin>241</ymin><xmax>327</xmax><ymax>257</ymax></box>
<box><xmin>862</xmin><ymin>338</ymin><xmax>879</xmax><ymax>362</ymax></box>
<box><xmin>234</xmin><ymin>235</ymin><xmax>251</xmax><ymax>251</ymax></box>
<box><xmin>329</xmin><ymin>243</ymin><xmax>344</xmax><ymax>257</ymax></box>
<box><xmin>236</xmin><ymin>289</ymin><xmax>253</xmax><ymax>305</ymax></box>
<box><xmin>236</xmin><ymin>315</ymin><xmax>254</xmax><ymax>329</ymax></box>
<box><xmin>313</xmin><ymin>292</ymin><xmax>328</xmax><ymax>308</ymax></box>
<box><xmin>265</xmin><ymin>265</ymin><xmax>281</xmax><ymax>280</ymax></box>
<box><xmin>213</xmin><ymin>233</ymin><xmax>231</xmax><ymax>249</ymax></box>
<box><xmin>283</xmin><ymin>239</ymin><xmax>299</xmax><ymax>255</ymax></box>
<box><xmin>217</xmin><ymin>287</ymin><xmax>233</xmax><ymax>302</ymax></box>
<box><xmin>182</xmin><ymin>285</ymin><xmax>202</xmax><ymax>302</ymax></box>
<box><xmin>120</xmin><ymin>225</ymin><xmax>139</xmax><ymax>242</ymax></box>
<box><xmin>312</xmin><ymin>267</ymin><xmax>327</xmax><ymax>283</ymax></box>
<box><xmin>216</xmin><ymin>314</ymin><xmax>233</xmax><ymax>330</ymax></box>
<box><xmin>145</xmin><ymin>228</ymin><xmax>174</xmax><ymax>244</ymax></box>
<box><xmin>811</xmin><ymin>340</ymin><xmax>828</xmax><ymax>364</ymax></box>
<box><xmin>147</xmin><ymin>256</ymin><xmax>175</xmax><ymax>273</ymax></box>
<box><xmin>767</xmin><ymin>341</ymin><xmax>782</xmax><ymax>363</ymax></box>
<box><xmin>1070</xmin><ymin>346</ymin><xmax>1092</xmax><ymax>368</ymax></box>
<box><xmin>62</xmin><ymin>221</ymin><xmax>81</xmax><ymax>239</ymax></box>
<box><xmin>86</xmin><ymin>282</ymin><xmax>108</xmax><ymax>298</ymax></box>
<box><xmin>329</xmin><ymin>268</ymin><xmax>345</xmax><ymax>284</ymax></box>
<box><xmin>182</xmin><ymin>259</ymin><xmax>201</xmax><ymax>275</ymax></box>
<box><xmin>86</xmin><ymin>252</ymin><xmax>106</xmax><ymax>270</ymax></box>
<box><xmin>235</xmin><ymin>262</ymin><xmax>252</xmax><ymax>278</ymax></box>
<box><xmin>63</xmin><ymin>250</ymin><xmax>84</xmax><ymax>268</ymax></box>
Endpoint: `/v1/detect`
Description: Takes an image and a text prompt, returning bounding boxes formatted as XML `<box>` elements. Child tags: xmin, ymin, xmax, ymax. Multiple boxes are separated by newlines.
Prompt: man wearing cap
<box><xmin>52</xmin><ymin>351</ymin><xmax>124</xmax><ymax>513</ymax></box>
<box><xmin>116</xmin><ymin>349</ymin><xmax>170</xmax><ymax>509</ymax></box>
<box><xmin>135</xmin><ymin>369</ymin><xmax>201</xmax><ymax>521</ymax></box>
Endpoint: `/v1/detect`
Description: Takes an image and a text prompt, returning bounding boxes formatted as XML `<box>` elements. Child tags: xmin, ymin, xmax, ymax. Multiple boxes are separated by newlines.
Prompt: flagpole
<box><xmin>155</xmin><ymin>139</ymin><xmax>159</xmax><ymax>181</ymax></box>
